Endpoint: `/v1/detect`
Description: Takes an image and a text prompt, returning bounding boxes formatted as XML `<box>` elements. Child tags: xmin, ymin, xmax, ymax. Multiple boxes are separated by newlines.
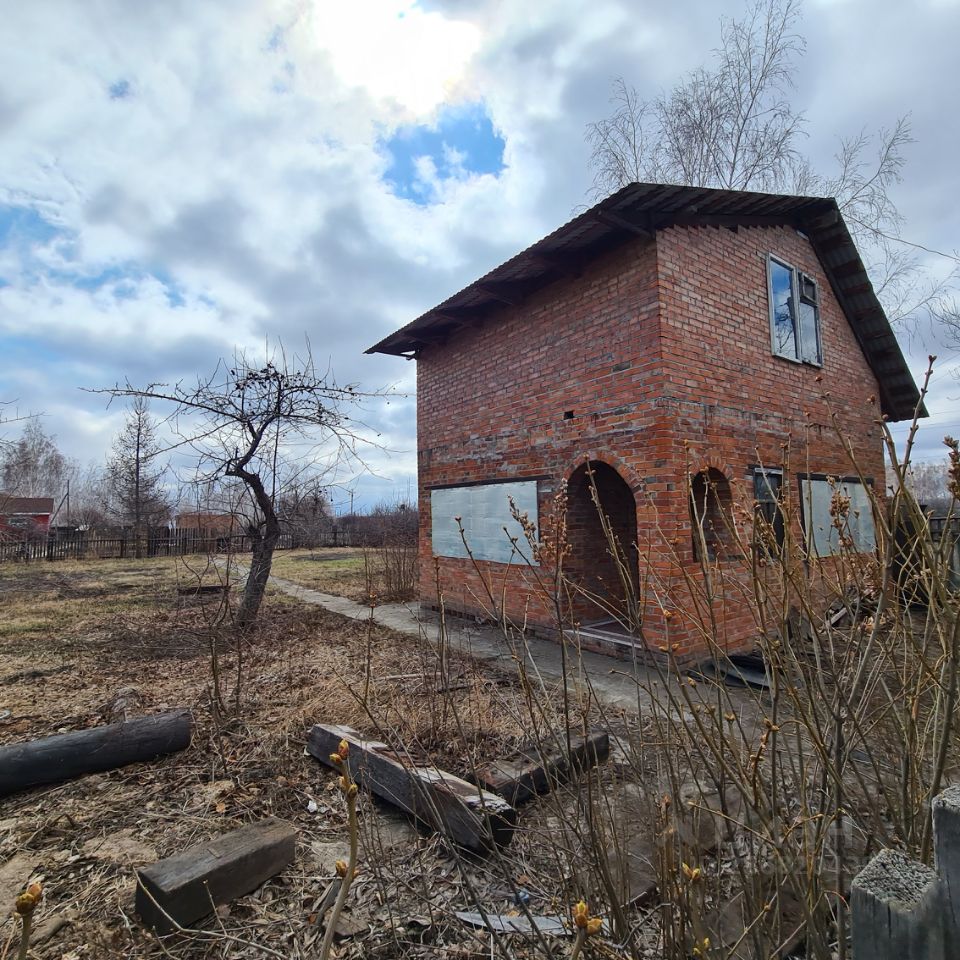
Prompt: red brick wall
<box><xmin>416</xmin><ymin>223</ymin><xmax>886</xmax><ymax>662</ymax></box>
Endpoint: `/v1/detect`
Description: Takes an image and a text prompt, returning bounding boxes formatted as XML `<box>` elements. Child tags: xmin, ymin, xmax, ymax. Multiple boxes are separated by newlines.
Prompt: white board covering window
<box><xmin>800</xmin><ymin>477</ymin><xmax>877</xmax><ymax>557</ymax></box>
<box><xmin>430</xmin><ymin>481</ymin><xmax>539</xmax><ymax>565</ymax></box>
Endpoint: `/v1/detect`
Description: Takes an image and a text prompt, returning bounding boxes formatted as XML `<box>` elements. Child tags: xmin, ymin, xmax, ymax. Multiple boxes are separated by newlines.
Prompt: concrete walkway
<box><xmin>266</xmin><ymin>574</ymin><xmax>660</xmax><ymax>713</ymax></box>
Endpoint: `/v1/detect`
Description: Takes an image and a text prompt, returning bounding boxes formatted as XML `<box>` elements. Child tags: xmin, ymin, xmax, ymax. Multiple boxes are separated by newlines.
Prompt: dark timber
<box><xmin>475</xmin><ymin>730</ymin><xmax>610</xmax><ymax>805</ymax></box>
<box><xmin>136</xmin><ymin>818</ymin><xmax>297</xmax><ymax>934</ymax></box>
<box><xmin>307</xmin><ymin>723</ymin><xmax>516</xmax><ymax>852</ymax></box>
<box><xmin>0</xmin><ymin>710</ymin><xmax>192</xmax><ymax>797</ymax></box>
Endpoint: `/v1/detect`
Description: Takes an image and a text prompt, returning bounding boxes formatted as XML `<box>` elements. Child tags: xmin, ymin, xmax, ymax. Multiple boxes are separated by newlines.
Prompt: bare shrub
<box><xmin>346</xmin><ymin>367</ymin><xmax>957</xmax><ymax>959</ymax></box>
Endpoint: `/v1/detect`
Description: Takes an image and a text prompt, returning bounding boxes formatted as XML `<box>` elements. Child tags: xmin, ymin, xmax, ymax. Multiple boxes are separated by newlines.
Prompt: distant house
<box><xmin>367</xmin><ymin>182</ymin><xmax>923</xmax><ymax>663</ymax></box>
<box><xmin>0</xmin><ymin>495</ymin><xmax>55</xmax><ymax>539</ymax></box>
<box><xmin>173</xmin><ymin>512</ymin><xmax>241</xmax><ymax>537</ymax></box>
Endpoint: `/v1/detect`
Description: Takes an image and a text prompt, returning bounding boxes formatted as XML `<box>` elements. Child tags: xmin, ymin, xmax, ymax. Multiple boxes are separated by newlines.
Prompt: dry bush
<box><xmin>353</xmin><ymin>373</ymin><xmax>958</xmax><ymax>960</ymax></box>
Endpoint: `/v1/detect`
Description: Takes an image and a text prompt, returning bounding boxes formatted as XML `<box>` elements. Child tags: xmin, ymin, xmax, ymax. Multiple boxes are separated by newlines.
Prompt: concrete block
<box><xmin>850</xmin><ymin>849</ymin><xmax>943</xmax><ymax>960</ymax></box>
<box><xmin>932</xmin><ymin>783</ymin><xmax>960</xmax><ymax>940</ymax></box>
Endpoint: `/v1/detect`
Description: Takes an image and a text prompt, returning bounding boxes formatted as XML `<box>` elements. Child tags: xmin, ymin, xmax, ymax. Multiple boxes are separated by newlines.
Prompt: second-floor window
<box><xmin>768</xmin><ymin>255</ymin><xmax>822</xmax><ymax>366</ymax></box>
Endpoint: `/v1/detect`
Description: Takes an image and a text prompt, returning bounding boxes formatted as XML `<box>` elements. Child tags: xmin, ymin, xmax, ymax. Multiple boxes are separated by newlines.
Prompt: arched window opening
<box><xmin>690</xmin><ymin>468</ymin><xmax>733</xmax><ymax>561</ymax></box>
<box><xmin>565</xmin><ymin>460</ymin><xmax>639</xmax><ymax>630</ymax></box>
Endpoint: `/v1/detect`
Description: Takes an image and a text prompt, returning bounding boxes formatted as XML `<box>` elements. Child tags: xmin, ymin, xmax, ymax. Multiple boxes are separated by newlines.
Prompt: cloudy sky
<box><xmin>1</xmin><ymin>0</ymin><xmax>957</xmax><ymax>510</ymax></box>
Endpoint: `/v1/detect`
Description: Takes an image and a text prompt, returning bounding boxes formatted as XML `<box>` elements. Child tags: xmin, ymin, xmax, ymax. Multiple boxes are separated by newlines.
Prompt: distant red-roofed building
<box><xmin>0</xmin><ymin>495</ymin><xmax>55</xmax><ymax>539</ymax></box>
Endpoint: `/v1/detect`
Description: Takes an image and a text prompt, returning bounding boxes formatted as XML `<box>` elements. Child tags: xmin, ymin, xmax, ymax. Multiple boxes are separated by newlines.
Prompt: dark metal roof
<box><xmin>0</xmin><ymin>496</ymin><xmax>54</xmax><ymax>514</ymax></box>
<box><xmin>367</xmin><ymin>182</ymin><xmax>924</xmax><ymax>421</ymax></box>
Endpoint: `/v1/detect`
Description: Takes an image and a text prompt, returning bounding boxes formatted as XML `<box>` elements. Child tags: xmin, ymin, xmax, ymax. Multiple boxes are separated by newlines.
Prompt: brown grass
<box><xmin>268</xmin><ymin>548</ymin><xmax>372</xmax><ymax>601</ymax></box>
<box><xmin>0</xmin><ymin>555</ymin><xmax>593</xmax><ymax>959</ymax></box>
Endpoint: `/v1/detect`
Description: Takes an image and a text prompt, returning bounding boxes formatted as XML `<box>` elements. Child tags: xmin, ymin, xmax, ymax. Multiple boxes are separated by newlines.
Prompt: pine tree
<box><xmin>106</xmin><ymin>397</ymin><xmax>170</xmax><ymax>557</ymax></box>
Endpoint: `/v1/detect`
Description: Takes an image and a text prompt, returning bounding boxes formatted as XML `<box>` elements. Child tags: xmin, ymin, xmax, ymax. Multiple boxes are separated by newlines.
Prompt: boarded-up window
<box><xmin>430</xmin><ymin>480</ymin><xmax>539</xmax><ymax>565</ymax></box>
<box><xmin>800</xmin><ymin>476</ymin><xmax>876</xmax><ymax>556</ymax></box>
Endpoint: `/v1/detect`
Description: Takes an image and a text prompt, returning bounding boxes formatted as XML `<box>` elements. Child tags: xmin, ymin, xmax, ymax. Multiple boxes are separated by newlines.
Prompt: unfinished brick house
<box><xmin>368</xmin><ymin>183</ymin><xmax>922</xmax><ymax>662</ymax></box>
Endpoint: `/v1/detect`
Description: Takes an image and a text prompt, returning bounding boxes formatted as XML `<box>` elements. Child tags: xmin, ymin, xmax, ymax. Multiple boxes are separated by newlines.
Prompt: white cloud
<box><xmin>0</xmin><ymin>0</ymin><xmax>957</xmax><ymax>500</ymax></box>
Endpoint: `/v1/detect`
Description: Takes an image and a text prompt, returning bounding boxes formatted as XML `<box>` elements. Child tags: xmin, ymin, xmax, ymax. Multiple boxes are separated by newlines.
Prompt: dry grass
<box><xmin>268</xmin><ymin>549</ymin><xmax>372</xmax><ymax>602</ymax></box>
<box><xmin>0</xmin><ymin>555</ymin><xmax>606</xmax><ymax>959</ymax></box>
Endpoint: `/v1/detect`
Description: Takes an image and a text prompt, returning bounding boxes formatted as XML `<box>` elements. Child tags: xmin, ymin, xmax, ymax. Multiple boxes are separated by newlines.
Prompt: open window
<box><xmin>768</xmin><ymin>255</ymin><xmax>822</xmax><ymax>365</ymax></box>
<box><xmin>690</xmin><ymin>468</ymin><xmax>733</xmax><ymax>561</ymax></box>
<box><xmin>753</xmin><ymin>467</ymin><xmax>785</xmax><ymax>557</ymax></box>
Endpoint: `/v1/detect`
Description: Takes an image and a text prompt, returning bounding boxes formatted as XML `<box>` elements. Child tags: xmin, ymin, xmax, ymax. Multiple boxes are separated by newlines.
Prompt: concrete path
<box><xmin>265</xmin><ymin>574</ymin><xmax>661</xmax><ymax>713</ymax></box>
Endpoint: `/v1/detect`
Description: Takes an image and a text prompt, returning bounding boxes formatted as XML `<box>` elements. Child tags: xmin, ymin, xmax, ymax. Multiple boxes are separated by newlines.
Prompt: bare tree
<box><xmin>106</xmin><ymin>397</ymin><xmax>171</xmax><ymax>557</ymax></box>
<box><xmin>585</xmin><ymin>0</ymin><xmax>958</xmax><ymax>326</ymax></box>
<box><xmin>1</xmin><ymin>421</ymin><xmax>71</xmax><ymax>501</ymax></box>
<box><xmin>587</xmin><ymin>0</ymin><xmax>806</xmax><ymax>195</ymax></box>
<box><xmin>93</xmin><ymin>347</ymin><xmax>369</xmax><ymax>629</ymax></box>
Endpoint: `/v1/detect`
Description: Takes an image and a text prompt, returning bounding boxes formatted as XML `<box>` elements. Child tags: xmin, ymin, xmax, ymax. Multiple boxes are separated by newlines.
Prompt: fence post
<box><xmin>933</xmin><ymin>785</ymin><xmax>960</xmax><ymax>941</ymax></box>
<box><xmin>850</xmin><ymin>849</ymin><xmax>943</xmax><ymax>960</ymax></box>
<box><xmin>851</xmin><ymin>785</ymin><xmax>960</xmax><ymax>959</ymax></box>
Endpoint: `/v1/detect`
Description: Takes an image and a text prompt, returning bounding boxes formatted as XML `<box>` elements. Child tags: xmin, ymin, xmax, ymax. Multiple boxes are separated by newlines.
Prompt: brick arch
<box><xmin>561</xmin><ymin>450</ymin><xmax>644</xmax><ymax>496</ymax></box>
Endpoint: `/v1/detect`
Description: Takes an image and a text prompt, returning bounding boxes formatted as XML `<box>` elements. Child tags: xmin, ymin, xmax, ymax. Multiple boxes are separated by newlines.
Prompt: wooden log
<box><xmin>307</xmin><ymin>723</ymin><xmax>516</xmax><ymax>853</ymax></box>
<box><xmin>136</xmin><ymin>818</ymin><xmax>296</xmax><ymax>934</ymax></box>
<box><xmin>475</xmin><ymin>730</ymin><xmax>610</xmax><ymax>805</ymax></box>
<box><xmin>176</xmin><ymin>584</ymin><xmax>229</xmax><ymax>596</ymax></box>
<box><xmin>0</xmin><ymin>710</ymin><xmax>193</xmax><ymax>797</ymax></box>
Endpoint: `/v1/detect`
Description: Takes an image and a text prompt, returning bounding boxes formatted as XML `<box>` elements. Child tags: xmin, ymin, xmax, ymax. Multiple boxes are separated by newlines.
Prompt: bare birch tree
<box><xmin>585</xmin><ymin>0</ymin><xmax>958</xmax><ymax>327</ymax></box>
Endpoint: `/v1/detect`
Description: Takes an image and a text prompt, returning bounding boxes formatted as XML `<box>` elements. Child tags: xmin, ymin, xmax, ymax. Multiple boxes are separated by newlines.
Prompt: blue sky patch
<box><xmin>381</xmin><ymin>103</ymin><xmax>505</xmax><ymax>204</ymax></box>
<box><xmin>0</xmin><ymin>204</ymin><xmax>187</xmax><ymax>308</ymax></box>
<box><xmin>109</xmin><ymin>79</ymin><xmax>131</xmax><ymax>100</ymax></box>
<box><xmin>0</xmin><ymin>206</ymin><xmax>60</xmax><ymax>248</ymax></box>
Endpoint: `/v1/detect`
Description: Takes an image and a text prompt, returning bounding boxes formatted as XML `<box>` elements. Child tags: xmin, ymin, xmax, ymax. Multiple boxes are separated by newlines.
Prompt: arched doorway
<box><xmin>565</xmin><ymin>460</ymin><xmax>640</xmax><ymax>633</ymax></box>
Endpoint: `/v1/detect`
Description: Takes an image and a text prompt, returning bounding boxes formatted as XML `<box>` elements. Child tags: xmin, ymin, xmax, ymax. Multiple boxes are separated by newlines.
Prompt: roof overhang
<box><xmin>367</xmin><ymin>182</ymin><xmax>924</xmax><ymax>422</ymax></box>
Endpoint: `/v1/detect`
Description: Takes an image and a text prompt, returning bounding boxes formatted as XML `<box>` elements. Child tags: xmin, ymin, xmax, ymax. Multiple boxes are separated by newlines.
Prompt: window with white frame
<box><xmin>768</xmin><ymin>255</ymin><xmax>822</xmax><ymax>365</ymax></box>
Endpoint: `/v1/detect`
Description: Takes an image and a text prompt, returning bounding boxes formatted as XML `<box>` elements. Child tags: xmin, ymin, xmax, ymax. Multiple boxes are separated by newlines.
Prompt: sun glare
<box><xmin>310</xmin><ymin>1</ymin><xmax>481</xmax><ymax>117</ymax></box>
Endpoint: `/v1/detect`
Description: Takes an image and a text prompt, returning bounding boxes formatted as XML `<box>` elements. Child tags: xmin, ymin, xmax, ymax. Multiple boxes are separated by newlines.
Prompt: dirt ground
<box><xmin>0</xmin><ymin>553</ymin><xmax>644</xmax><ymax>959</ymax></box>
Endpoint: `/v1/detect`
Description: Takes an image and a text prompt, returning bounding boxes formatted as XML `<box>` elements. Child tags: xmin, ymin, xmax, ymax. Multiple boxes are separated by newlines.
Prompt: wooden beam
<box><xmin>307</xmin><ymin>723</ymin><xmax>516</xmax><ymax>852</ymax></box>
<box><xmin>476</xmin><ymin>282</ymin><xmax>521</xmax><ymax>306</ymax></box>
<box><xmin>662</xmin><ymin>213</ymin><xmax>793</xmax><ymax>229</ymax></box>
<box><xmin>593</xmin><ymin>209</ymin><xmax>655</xmax><ymax>239</ymax></box>
<box><xmin>475</xmin><ymin>730</ymin><xmax>610</xmax><ymax>805</ymax></box>
<box><xmin>0</xmin><ymin>710</ymin><xmax>193</xmax><ymax>797</ymax></box>
<box><xmin>136</xmin><ymin>819</ymin><xmax>297</xmax><ymax>934</ymax></box>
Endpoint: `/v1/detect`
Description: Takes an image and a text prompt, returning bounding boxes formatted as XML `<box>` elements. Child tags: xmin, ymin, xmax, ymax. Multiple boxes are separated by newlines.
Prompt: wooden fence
<box><xmin>0</xmin><ymin>533</ymin><xmax>295</xmax><ymax>563</ymax></box>
<box><xmin>927</xmin><ymin>515</ymin><xmax>960</xmax><ymax>589</ymax></box>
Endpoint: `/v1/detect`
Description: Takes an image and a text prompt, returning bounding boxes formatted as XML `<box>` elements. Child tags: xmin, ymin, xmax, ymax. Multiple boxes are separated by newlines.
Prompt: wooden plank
<box><xmin>307</xmin><ymin>723</ymin><xmax>516</xmax><ymax>852</ymax></box>
<box><xmin>136</xmin><ymin>818</ymin><xmax>296</xmax><ymax>934</ymax></box>
<box><xmin>475</xmin><ymin>730</ymin><xmax>609</xmax><ymax>805</ymax></box>
<box><xmin>0</xmin><ymin>710</ymin><xmax>193</xmax><ymax>797</ymax></box>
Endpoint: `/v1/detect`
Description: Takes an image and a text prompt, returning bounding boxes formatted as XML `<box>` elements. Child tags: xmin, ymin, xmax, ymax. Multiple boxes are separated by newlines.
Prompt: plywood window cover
<box><xmin>431</xmin><ymin>480</ymin><xmax>539</xmax><ymax>565</ymax></box>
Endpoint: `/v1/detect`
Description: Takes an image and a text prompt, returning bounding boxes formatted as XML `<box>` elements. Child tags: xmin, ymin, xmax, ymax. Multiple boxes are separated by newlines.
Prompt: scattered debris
<box><xmin>455</xmin><ymin>910</ymin><xmax>571</xmax><ymax>936</ymax></box>
<box><xmin>82</xmin><ymin>827</ymin><xmax>157</xmax><ymax>865</ymax></box>
<box><xmin>135</xmin><ymin>817</ymin><xmax>297</xmax><ymax>934</ymax></box>
<box><xmin>307</xmin><ymin>723</ymin><xmax>517</xmax><ymax>852</ymax></box>
<box><xmin>475</xmin><ymin>730</ymin><xmax>610</xmax><ymax>805</ymax></box>
<box><xmin>0</xmin><ymin>709</ymin><xmax>193</xmax><ymax>797</ymax></box>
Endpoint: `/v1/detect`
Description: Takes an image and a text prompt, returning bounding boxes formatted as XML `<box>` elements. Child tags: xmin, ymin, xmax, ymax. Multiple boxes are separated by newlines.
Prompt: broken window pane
<box><xmin>753</xmin><ymin>469</ymin><xmax>784</xmax><ymax>556</ymax></box>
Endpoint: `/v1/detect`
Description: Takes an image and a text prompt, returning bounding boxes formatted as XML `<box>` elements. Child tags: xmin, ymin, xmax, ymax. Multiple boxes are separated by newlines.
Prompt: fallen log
<box><xmin>307</xmin><ymin>723</ymin><xmax>516</xmax><ymax>852</ymax></box>
<box><xmin>475</xmin><ymin>730</ymin><xmax>610</xmax><ymax>805</ymax></box>
<box><xmin>176</xmin><ymin>584</ymin><xmax>229</xmax><ymax>596</ymax></box>
<box><xmin>0</xmin><ymin>710</ymin><xmax>193</xmax><ymax>797</ymax></box>
<box><xmin>136</xmin><ymin>818</ymin><xmax>296</xmax><ymax>934</ymax></box>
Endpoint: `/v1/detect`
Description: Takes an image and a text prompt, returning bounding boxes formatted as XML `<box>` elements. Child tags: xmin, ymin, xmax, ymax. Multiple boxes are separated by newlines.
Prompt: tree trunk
<box><xmin>237</xmin><ymin>511</ymin><xmax>280</xmax><ymax>629</ymax></box>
